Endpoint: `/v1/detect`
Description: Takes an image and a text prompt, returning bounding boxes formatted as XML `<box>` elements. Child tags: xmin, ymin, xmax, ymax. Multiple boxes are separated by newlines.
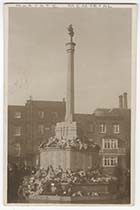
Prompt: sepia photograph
<box><xmin>4</xmin><ymin>3</ymin><xmax>136</xmax><ymax>205</ymax></box>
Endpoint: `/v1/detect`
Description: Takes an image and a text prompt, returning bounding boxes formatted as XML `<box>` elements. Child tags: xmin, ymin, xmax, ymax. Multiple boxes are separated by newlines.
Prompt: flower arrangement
<box><xmin>17</xmin><ymin>165</ymin><xmax>118</xmax><ymax>199</ymax></box>
<box><xmin>39</xmin><ymin>136</ymin><xmax>100</xmax><ymax>151</ymax></box>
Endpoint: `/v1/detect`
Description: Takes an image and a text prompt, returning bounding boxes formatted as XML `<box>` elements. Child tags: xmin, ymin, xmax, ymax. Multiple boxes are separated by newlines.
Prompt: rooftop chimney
<box><xmin>119</xmin><ymin>95</ymin><xmax>123</xmax><ymax>109</ymax></box>
<box><xmin>123</xmin><ymin>92</ymin><xmax>128</xmax><ymax>109</ymax></box>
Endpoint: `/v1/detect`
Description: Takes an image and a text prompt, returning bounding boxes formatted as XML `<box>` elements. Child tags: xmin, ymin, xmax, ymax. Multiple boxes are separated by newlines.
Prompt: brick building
<box><xmin>8</xmin><ymin>93</ymin><xmax>130</xmax><ymax>174</ymax></box>
<box><xmin>8</xmin><ymin>105</ymin><xmax>26</xmax><ymax>165</ymax></box>
<box><xmin>8</xmin><ymin>98</ymin><xmax>65</xmax><ymax>167</ymax></box>
<box><xmin>93</xmin><ymin>107</ymin><xmax>130</xmax><ymax>174</ymax></box>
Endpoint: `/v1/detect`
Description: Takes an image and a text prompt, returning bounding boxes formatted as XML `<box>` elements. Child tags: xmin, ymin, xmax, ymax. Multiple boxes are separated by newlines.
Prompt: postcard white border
<box><xmin>1</xmin><ymin>1</ymin><xmax>140</xmax><ymax>210</ymax></box>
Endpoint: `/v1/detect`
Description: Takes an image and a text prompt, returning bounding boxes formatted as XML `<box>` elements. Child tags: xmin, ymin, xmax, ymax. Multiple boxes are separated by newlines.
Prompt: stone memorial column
<box><xmin>65</xmin><ymin>24</ymin><xmax>76</xmax><ymax>123</ymax></box>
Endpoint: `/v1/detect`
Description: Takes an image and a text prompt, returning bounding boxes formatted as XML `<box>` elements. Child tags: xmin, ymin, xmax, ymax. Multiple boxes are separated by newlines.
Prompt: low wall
<box><xmin>28</xmin><ymin>194</ymin><xmax>119</xmax><ymax>204</ymax></box>
<box><xmin>28</xmin><ymin>195</ymin><xmax>71</xmax><ymax>203</ymax></box>
<box><xmin>72</xmin><ymin>183</ymin><xmax>115</xmax><ymax>194</ymax></box>
<box><xmin>40</xmin><ymin>147</ymin><xmax>99</xmax><ymax>170</ymax></box>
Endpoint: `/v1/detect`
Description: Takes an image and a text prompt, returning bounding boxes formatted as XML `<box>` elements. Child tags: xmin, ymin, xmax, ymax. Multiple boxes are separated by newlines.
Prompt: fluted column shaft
<box><xmin>65</xmin><ymin>42</ymin><xmax>76</xmax><ymax>123</ymax></box>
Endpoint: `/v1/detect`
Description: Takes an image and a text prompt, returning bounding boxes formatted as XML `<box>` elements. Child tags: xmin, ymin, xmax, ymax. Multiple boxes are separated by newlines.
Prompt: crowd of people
<box><xmin>40</xmin><ymin>136</ymin><xmax>100</xmax><ymax>151</ymax></box>
<box><xmin>8</xmin><ymin>162</ymin><xmax>37</xmax><ymax>202</ymax></box>
<box><xmin>17</xmin><ymin>165</ymin><xmax>118</xmax><ymax>201</ymax></box>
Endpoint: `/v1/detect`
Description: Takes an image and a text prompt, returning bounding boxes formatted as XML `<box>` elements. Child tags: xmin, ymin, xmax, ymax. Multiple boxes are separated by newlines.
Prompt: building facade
<box><xmin>8</xmin><ymin>93</ymin><xmax>130</xmax><ymax>174</ymax></box>
<box><xmin>8</xmin><ymin>98</ymin><xmax>65</xmax><ymax>167</ymax></box>
<box><xmin>93</xmin><ymin>107</ymin><xmax>130</xmax><ymax>175</ymax></box>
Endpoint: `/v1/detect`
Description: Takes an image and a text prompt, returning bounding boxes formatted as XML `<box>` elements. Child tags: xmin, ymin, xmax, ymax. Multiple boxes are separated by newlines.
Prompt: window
<box><xmin>36</xmin><ymin>158</ymin><xmax>39</xmax><ymax>166</ymax></box>
<box><xmin>99</xmin><ymin>123</ymin><xmax>106</xmax><ymax>133</ymax></box>
<box><xmin>38</xmin><ymin>124</ymin><xmax>44</xmax><ymax>135</ymax></box>
<box><xmin>52</xmin><ymin>112</ymin><xmax>58</xmax><ymax>123</ymax></box>
<box><xmin>15</xmin><ymin>143</ymin><xmax>21</xmax><ymax>157</ymax></box>
<box><xmin>38</xmin><ymin>111</ymin><xmax>45</xmax><ymax>119</ymax></box>
<box><xmin>89</xmin><ymin>124</ymin><xmax>94</xmax><ymax>132</ymax></box>
<box><xmin>113</xmin><ymin>123</ymin><xmax>120</xmax><ymax>134</ymax></box>
<box><xmin>14</xmin><ymin>126</ymin><xmax>22</xmax><ymax>136</ymax></box>
<box><xmin>14</xmin><ymin>112</ymin><xmax>21</xmax><ymax>119</ymax></box>
<box><xmin>103</xmin><ymin>156</ymin><xmax>118</xmax><ymax>167</ymax></box>
<box><xmin>102</xmin><ymin>138</ymin><xmax>118</xmax><ymax>149</ymax></box>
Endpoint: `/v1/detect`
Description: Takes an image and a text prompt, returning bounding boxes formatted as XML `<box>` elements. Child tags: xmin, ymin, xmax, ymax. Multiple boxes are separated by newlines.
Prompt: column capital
<box><xmin>65</xmin><ymin>42</ymin><xmax>76</xmax><ymax>52</ymax></box>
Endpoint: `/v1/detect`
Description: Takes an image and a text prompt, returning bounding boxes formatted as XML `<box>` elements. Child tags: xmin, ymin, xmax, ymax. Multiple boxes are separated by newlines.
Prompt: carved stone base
<box><xmin>40</xmin><ymin>147</ymin><xmax>99</xmax><ymax>170</ymax></box>
<box><xmin>55</xmin><ymin>121</ymin><xmax>77</xmax><ymax>140</ymax></box>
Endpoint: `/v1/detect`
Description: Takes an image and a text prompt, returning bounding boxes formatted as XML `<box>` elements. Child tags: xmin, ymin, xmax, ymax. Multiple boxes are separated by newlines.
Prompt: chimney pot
<box><xmin>62</xmin><ymin>98</ymin><xmax>65</xmax><ymax>102</ymax></box>
<box><xmin>123</xmin><ymin>92</ymin><xmax>128</xmax><ymax>109</ymax></box>
<box><xmin>119</xmin><ymin>95</ymin><xmax>123</xmax><ymax>109</ymax></box>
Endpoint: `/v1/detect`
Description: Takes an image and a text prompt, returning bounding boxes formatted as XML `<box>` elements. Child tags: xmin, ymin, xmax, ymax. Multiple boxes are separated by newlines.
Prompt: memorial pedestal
<box><xmin>40</xmin><ymin>147</ymin><xmax>99</xmax><ymax>170</ymax></box>
<box><xmin>55</xmin><ymin>121</ymin><xmax>77</xmax><ymax>140</ymax></box>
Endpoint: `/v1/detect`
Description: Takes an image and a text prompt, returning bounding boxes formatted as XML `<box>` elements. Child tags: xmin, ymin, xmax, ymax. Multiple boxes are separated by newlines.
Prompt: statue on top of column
<box><xmin>67</xmin><ymin>24</ymin><xmax>74</xmax><ymax>42</ymax></box>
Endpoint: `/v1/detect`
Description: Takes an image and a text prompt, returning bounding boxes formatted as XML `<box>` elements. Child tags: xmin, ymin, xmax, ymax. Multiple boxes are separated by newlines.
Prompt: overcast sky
<box><xmin>8</xmin><ymin>6</ymin><xmax>132</xmax><ymax>113</ymax></box>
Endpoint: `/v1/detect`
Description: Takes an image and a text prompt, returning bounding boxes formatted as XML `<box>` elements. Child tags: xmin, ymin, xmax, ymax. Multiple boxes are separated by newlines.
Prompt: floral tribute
<box><xmin>17</xmin><ymin>165</ymin><xmax>118</xmax><ymax>200</ymax></box>
<box><xmin>39</xmin><ymin>136</ymin><xmax>100</xmax><ymax>151</ymax></box>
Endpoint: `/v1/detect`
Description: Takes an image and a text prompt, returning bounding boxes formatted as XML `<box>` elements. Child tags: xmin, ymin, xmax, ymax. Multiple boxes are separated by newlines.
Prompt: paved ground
<box><xmin>10</xmin><ymin>196</ymin><xmax>130</xmax><ymax>204</ymax></box>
